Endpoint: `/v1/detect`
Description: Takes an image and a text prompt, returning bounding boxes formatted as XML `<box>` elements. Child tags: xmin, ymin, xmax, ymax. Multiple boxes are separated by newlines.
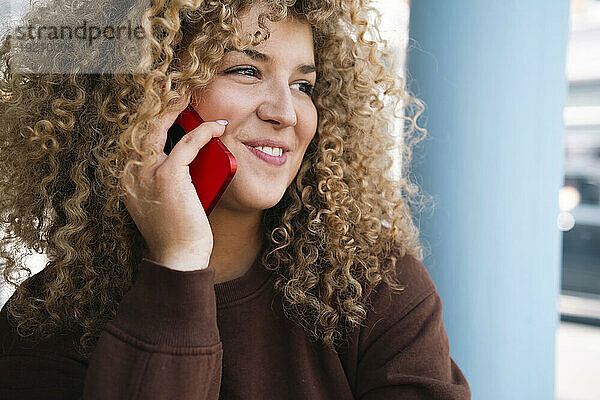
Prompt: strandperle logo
<box><xmin>3</xmin><ymin>0</ymin><xmax>151</xmax><ymax>74</ymax></box>
<box><xmin>12</xmin><ymin>19</ymin><xmax>146</xmax><ymax>47</ymax></box>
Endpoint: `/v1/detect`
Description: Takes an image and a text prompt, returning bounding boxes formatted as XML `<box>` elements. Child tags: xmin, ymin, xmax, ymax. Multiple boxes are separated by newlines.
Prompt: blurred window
<box><xmin>565</xmin><ymin>176</ymin><xmax>600</xmax><ymax>205</ymax></box>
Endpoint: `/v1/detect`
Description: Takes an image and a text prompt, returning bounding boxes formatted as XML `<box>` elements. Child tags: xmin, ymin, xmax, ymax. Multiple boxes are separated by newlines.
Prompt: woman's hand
<box><xmin>122</xmin><ymin>95</ymin><xmax>227</xmax><ymax>271</ymax></box>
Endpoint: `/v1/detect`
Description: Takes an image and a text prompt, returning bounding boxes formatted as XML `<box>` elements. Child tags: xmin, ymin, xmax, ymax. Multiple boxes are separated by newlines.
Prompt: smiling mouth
<box><xmin>245</xmin><ymin>144</ymin><xmax>288</xmax><ymax>166</ymax></box>
<box><xmin>247</xmin><ymin>145</ymin><xmax>285</xmax><ymax>157</ymax></box>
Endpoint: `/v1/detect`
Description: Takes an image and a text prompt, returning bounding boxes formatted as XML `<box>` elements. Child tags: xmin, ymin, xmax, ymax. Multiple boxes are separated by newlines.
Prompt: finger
<box><xmin>161</xmin><ymin>121</ymin><xmax>227</xmax><ymax>171</ymax></box>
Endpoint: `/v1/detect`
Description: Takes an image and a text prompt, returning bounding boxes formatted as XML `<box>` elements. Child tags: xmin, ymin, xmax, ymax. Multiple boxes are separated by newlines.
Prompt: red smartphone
<box><xmin>165</xmin><ymin>105</ymin><xmax>237</xmax><ymax>216</ymax></box>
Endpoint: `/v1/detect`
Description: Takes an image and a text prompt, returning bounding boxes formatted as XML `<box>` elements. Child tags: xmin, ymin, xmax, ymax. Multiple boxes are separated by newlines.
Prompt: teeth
<box><xmin>253</xmin><ymin>146</ymin><xmax>283</xmax><ymax>157</ymax></box>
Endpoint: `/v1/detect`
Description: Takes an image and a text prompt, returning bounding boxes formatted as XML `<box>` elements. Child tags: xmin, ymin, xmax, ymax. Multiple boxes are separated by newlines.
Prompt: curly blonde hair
<box><xmin>0</xmin><ymin>0</ymin><xmax>430</xmax><ymax>357</ymax></box>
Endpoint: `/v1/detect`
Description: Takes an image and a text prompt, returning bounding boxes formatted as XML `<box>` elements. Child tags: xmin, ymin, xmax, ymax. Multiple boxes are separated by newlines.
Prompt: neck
<box><xmin>208</xmin><ymin>205</ymin><xmax>264</xmax><ymax>284</ymax></box>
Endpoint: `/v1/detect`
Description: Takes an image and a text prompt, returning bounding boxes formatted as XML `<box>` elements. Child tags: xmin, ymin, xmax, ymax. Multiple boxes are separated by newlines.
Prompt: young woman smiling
<box><xmin>0</xmin><ymin>0</ymin><xmax>470</xmax><ymax>398</ymax></box>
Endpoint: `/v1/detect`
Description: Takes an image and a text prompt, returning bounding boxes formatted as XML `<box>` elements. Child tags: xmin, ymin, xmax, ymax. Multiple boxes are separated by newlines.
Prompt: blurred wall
<box><xmin>407</xmin><ymin>1</ymin><xmax>569</xmax><ymax>399</ymax></box>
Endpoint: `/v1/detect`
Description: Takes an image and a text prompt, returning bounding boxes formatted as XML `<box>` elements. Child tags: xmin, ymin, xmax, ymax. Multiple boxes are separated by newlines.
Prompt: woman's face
<box><xmin>192</xmin><ymin>7</ymin><xmax>318</xmax><ymax>213</ymax></box>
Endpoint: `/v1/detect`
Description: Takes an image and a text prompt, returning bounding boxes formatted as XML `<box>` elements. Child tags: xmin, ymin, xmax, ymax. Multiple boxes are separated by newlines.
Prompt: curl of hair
<box><xmin>0</xmin><ymin>0</ymin><xmax>432</xmax><ymax>357</ymax></box>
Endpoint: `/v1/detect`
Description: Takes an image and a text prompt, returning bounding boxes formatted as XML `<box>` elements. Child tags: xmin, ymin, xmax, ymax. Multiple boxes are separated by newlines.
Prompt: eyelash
<box><xmin>224</xmin><ymin>66</ymin><xmax>314</xmax><ymax>97</ymax></box>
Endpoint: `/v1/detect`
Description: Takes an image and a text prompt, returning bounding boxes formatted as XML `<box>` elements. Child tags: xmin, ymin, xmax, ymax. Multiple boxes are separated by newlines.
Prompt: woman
<box><xmin>0</xmin><ymin>0</ymin><xmax>470</xmax><ymax>398</ymax></box>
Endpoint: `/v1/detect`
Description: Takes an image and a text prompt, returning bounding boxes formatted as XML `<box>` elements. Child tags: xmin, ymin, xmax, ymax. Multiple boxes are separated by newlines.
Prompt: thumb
<box><xmin>162</xmin><ymin>121</ymin><xmax>227</xmax><ymax>171</ymax></box>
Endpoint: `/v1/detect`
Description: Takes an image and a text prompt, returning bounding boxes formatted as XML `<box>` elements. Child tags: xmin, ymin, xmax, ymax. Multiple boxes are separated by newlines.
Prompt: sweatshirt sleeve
<box><xmin>83</xmin><ymin>257</ymin><xmax>223</xmax><ymax>399</ymax></box>
<box><xmin>0</xmin><ymin>257</ymin><xmax>223</xmax><ymax>400</ymax></box>
<box><xmin>355</xmin><ymin>255</ymin><xmax>471</xmax><ymax>400</ymax></box>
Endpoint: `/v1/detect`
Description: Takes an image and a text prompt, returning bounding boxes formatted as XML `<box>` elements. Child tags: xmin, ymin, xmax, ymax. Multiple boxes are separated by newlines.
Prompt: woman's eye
<box><xmin>292</xmin><ymin>82</ymin><xmax>314</xmax><ymax>97</ymax></box>
<box><xmin>225</xmin><ymin>66</ymin><xmax>259</xmax><ymax>77</ymax></box>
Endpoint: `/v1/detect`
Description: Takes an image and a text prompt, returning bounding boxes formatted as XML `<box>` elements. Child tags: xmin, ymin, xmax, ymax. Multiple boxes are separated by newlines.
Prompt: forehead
<box><xmin>237</xmin><ymin>6</ymin><xmax>314</xmax><ymax>55</ymax></box>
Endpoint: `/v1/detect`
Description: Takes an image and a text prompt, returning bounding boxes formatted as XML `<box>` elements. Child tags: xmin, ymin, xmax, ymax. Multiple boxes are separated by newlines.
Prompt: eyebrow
<box><xmin>224</xmin><ymin>48</ymin><xmax>316</xmax><ymax>75</ymax></box>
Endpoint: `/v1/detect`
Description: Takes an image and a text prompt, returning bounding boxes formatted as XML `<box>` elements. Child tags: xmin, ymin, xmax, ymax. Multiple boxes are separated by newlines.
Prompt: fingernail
<box><xmin>216</xmin><ymin>120</ymin><xmax>228</xmax><ymax>126</ymax></box>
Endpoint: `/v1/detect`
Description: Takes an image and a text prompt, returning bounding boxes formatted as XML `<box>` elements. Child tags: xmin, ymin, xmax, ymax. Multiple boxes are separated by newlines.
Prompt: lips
<box><xmin>243</xmin><ymin>139</ymin><xmax>291</xmax><ymax>152</ymax></box>
<box><xmin>245</xmin><ymin>144</ymin><xmax>288</xmax><ymax>166</ymax></box>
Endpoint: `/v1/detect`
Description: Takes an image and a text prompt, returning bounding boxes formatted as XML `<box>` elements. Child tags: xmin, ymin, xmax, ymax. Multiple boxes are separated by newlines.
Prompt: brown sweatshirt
<box><xmin>0</xmin><ymin>252</ymin><xmax>470</xmax><ymax>399</ymax></box>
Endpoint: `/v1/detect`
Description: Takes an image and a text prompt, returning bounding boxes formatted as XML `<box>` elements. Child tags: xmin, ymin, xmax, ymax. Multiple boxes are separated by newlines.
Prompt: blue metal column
<box><xmin>406</xmin><ymin>2</ymin><xmax>569</xmax><ymax>399</ymax></box>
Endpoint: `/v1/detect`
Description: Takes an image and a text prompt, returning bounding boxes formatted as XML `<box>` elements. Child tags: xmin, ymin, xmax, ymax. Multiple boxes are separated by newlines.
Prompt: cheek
<box><xmin>292</xmin><ymin>113</ymin><xmax>317</xmax><ymax>177</ymax></box>
<box><xmin>192</xmin><ymin>83</ymin><xmax>254</xmax><ymax>121</ymax></box>
<box><xmin>299</xmin><ymin>105</ymin><xmax>318</xmax><ymax>148</ymax></box>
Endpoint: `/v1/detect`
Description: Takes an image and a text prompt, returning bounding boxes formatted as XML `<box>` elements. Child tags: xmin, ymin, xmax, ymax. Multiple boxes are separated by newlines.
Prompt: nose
<box><xmin>256</xmin><ymin>80</ymin><xmax>297</xmax><ymax>128</ymax></box>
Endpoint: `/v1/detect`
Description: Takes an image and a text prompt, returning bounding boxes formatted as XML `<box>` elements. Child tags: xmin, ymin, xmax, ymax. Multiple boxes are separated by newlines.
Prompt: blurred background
<box><xmin>557</xmin><ymin>1</ymin><xmax>600</xmax><ymax>399</ymax></box>
<box><xmin>380</xmin><ymin>0</ymin><xmax>600</xmax><ymax>399</ymax></box>
<box><xmin>1</xmin><ymin>0</ymin><xmax>599</xmax><ymax>399</ymax></box>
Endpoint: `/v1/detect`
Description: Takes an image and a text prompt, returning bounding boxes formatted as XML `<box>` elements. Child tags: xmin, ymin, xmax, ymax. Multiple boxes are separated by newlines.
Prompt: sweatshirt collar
<box><xmin>214</xmin><ymin>256</ymin><xmax>273</xmax><ymax>306</ymax></box>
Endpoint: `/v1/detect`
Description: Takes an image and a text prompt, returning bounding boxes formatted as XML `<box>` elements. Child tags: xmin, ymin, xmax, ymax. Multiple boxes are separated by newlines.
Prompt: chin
<box><xmin>221</xmin><ymin>182</ymin><xmax>286</xmax><ymax>212</ymax></box>
<box><xmin>245</xmin><ymin>190</ymin><xmax>285</xmax><ymax>211</ymax></box>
